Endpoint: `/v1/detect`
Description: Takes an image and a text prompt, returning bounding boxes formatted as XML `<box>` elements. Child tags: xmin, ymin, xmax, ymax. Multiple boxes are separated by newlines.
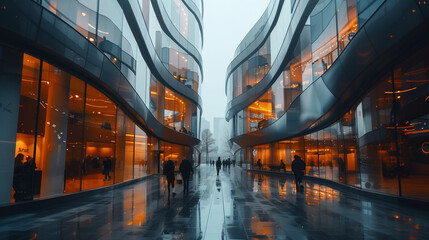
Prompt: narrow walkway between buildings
<box><xmin>1</xmin><ymin>165</ymin><xmax>429</xmax><ymax>240</ymax></box>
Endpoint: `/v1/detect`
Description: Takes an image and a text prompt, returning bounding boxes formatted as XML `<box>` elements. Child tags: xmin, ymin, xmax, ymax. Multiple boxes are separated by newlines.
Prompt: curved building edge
<box><xmin>0</xmin><ymin>0</ymin><xmax>202</xmax><ymax>205</ymax></box>
<box><xmin>151</xmin><ymin>0</ymin><xmax>204</xmax><ymax>74</ymax></box>
<box><xmin>227</xmin><ymin>0</ymin><xmax>429</xmax><ymax>202</ymax></box>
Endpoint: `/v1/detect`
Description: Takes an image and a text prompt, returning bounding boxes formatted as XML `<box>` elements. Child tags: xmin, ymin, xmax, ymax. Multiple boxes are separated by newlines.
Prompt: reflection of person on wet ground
<box><xmin>279</xmin><ymin>177</ymin><xmax>287</xmax><ymax>190</ymax></box>
<box><xmin>216</xmin><ymin>157</ymin><xmax>222</xmax><ymax>175</ymax></box>
<box><xmin>163</xmin><ymin>160</ymin><xmax>176</xmax><ymax>196</ymax></box>
<box><xmin>292</xmin><ymin>155</ymin><xmax>306</xmax><ymax>192</ymax></box>
<box><xmin>179</xmin><ymin>157</ymin><xmax>193</xmax><ymax>195</ymax></box>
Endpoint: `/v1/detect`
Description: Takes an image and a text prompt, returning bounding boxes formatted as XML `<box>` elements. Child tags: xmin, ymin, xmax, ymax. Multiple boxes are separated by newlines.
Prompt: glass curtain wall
<box><xmin>140</xmin><ymin>0</ymin><xmax>201</xmax><ymax>94</ymax></box>
<box><xmin>240</xmin><ymin>43</ymin><xmax>429</xmax><ymax>201</ymax></box>
<box><xmin>149</xmin><ymin>78</ymin><xmax>199</xmax><ymax>136</ymax></box>
<box><xmin>12</xmin><ymin>53</ymin><xmax>150</xmax><ymax>202</ymax></box>
<box><xmin>161</xmin><ymin>0</ymin><xmax>203</xmax><ymax>50</ymax></box>
<box><xmin>231</xmin><ymin>0</ymin><xmax>357</xmax><ymax>136</ymax></box>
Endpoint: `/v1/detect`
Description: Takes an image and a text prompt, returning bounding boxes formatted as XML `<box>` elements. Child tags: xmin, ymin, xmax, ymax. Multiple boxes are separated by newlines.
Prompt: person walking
<box><xmin>292</xmin><ymin>155</ymin><xmax>306</xmax><ymax>192</ymax></box>
<box><xmin>256</xmin><ymin>159</ymin><xmax>262</xmax><ymax>170</ymax></box>
<box><xmin>180</xmin><ymin>157</ymin><xmax>193</xmax><ymax>195</ymax></box>
<box><xmin>216</xmin><ymin>157</ymin><xmax>222</xmax><ymax>176</ymax></box>
<box><xmin>103</xmin><ymin>157</ymin><xmax>112</xmax><ymax>181</ymax></box>
<box><xmin>280</xmin><ymin>159</ymin><xmax>286</xmax><ymax>172</ymax></box>
<box><xmin>163</xmin><ymin>160</ymin><xmax>176</xmax><ymax>196</ymax></box>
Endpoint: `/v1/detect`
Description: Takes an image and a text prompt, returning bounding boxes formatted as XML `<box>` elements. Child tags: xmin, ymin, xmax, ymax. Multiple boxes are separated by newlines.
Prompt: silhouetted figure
<box><xmin>103</xmin><ymin>157</ymin><xmax>112</xmax><ymax>181</ymax></box>
<box><xmin>216</xmin><ymin>157</ymin><xmax>222</xmax><ymax>176</ymax></box>
<box><xmin>24</xmin><ymin>156</ymin><xmax>36</xmax><ymax>199</ymax></box>
<box><xmin>256</xmin><ymin>159</ymin><xmax>262</xmax><ymax>170</ymax></box>
<box><xmin>163</xmin><ymin>160</ymin><xmax>176</xmax><ymax>196</ymax></box>
<box><xmin>13</xmin><ymin>154</ymin><xmax>31</xmax><ymax>202</ymax></box>
<box><xmin>280</xmin><ymin>160</ymin><xmax>286</xmax><ymax>172</ymax></box>
<box><xmin>292</xmin><ymin>155</ymin><xmax>306</xmax><ymax>192</ymax></box>
<box><xmin>180</xmin><ymin>157</ymin><xmax>193</xmax><ymax>195</ymax></box>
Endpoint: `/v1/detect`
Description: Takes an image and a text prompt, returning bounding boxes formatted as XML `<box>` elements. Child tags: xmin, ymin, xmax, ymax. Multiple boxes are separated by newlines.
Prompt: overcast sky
<box><xmin>201</xmin><ymin>0</ymin><xmax>270</xmax><ymax>126</ymax></box>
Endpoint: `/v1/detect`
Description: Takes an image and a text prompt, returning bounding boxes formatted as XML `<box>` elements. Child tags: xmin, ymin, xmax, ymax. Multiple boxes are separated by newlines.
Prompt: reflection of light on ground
<box><xmin>250</xmin><ymin>216</ymin><xmax>273</xmax><ymax>236</ymax></box>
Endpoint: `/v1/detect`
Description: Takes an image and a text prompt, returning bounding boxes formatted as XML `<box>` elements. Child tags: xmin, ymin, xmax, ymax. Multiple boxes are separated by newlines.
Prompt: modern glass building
<box><xmin>226</xmin><ymin>0</ymin><xmax>429</xmax><ymax>201</ymax></box>
<box><xmin>0</xmin><ymin>0</ymin><xmax>203</xmax><ymax>204</ymax></box>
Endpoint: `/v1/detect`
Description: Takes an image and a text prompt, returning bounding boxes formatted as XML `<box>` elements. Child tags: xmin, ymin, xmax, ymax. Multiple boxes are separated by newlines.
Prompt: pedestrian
<box><xmin>256</xmin><ymin>158</ymin><xmax>262</xmax><ymax>170</ymax></box>
<box><xmin>163</xmin><ymin>160</ymin><xmax>176</xmax><ymax>196</ymax></box>
<box><xmin>180</xmin><ymin>157</ymin><xmax>193</xmax><ymax>195</ymax></box>
<box><xmin>103</xmin><ymin>157</ymin><xmax>112</xmax><ymax>181</ymax></box>
<box><xmin>292</xmin><ymin>155</ymin><xmax>306</xmax><ymax>192</ymax></box>
<box><xmin>216</xmin><ymin>157</ymin><xmax>222</xmax><ymax>176</ymax></box>
<box><xmin>13</xmin><ymin>153</ymin><xmax>28</xmax><ymax>202</ymax></box>
<box><xmin>280</xmin><ymin>159</ymin><xmax>286</xmax><ymax>172</ymax></box>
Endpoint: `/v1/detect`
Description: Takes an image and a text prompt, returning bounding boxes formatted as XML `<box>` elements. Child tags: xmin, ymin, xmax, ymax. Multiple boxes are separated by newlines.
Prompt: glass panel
<box><xmin>13</xmin><ymin>54</ymin><xmax>41</xmax><ymax>202</ymax></box>
<box><xmin>252</xmin><ymin>144</ymin><xmax>271</xmax><ymax>170</ymax></box>
<box><xmin>115</xmin><ymin>109</ymin><xmax>134</xmax><ymax>183</ymax></box>
<box><xmin>82</xmin><ymin>85</ymin><xmax>116</xmax><ymax>190</ymax></box>
<box><xmin>36</xmin><ymin>62</ymin><xmax>71</xmax><ymax>198</ymax></box>
<box><xmin>134</xmin><ymin>125</ymin><xmax>148</xmax><ymax>178</ymax></box>
<box><xmin>337</xmin><ymin>0</ymin><xmax>358</xmax><ymax>53</ymax></box>
<box><xmin>64</xmin><ymin>77</ymin><xmax>86</xmax><ymax>194</ymax></box>
<box><xmin>42</xmin><ymin>0</ymin><xmax>98</xmax><ymax>42</ymax></box>
<box><xmin>392</xmin><ymin>46</ymin><xmax>429</xmax><ymax>200</ymax></box>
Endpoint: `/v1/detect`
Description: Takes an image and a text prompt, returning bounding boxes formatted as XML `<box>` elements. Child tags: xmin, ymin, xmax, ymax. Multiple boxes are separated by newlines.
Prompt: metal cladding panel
<box><xmin>100</xmin><ymin>57</ymin><xmax>122</xmax><ymax>93</ymax></box>
<box><xmin>118</xmin><ymin>75</ymin><xmax>136</xmax><ymax>109</ymax></box>
<box><xmin>84</xmin><ymin>43</ymin><xmax>104</xmax><ymax>79</ymax></box>
<box><xmin>338</xmin><ymin>29</ymin><xmax>376</xmax><ymax>81</ymax></box>
<box><xmin>321</xmin><ymin>59</ymin><xmax>349</xmax><ymax>98</ymax></box>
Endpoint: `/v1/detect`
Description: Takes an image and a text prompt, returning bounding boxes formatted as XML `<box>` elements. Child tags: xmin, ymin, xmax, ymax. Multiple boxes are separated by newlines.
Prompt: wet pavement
<box><xmin>0</xmin><ymin>164</ymin><xmax>428</xmax><ymax>239</ymax></box>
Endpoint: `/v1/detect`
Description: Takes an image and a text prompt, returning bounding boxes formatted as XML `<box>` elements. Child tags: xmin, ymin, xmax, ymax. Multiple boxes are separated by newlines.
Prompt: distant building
<box><xmin>213</xmin><ymin>117</ymin><xmax>228</xmax><ymax>157</ymax></box>
<box><xmin>201</xmin><ymin>118</ymin><xmax>210</xmax><ymax>132</ymax></box>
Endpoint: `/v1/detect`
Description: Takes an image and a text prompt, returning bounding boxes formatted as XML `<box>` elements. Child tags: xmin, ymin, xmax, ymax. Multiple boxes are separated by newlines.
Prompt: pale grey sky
<box><xmin>201</xmin><ymin>0</ymin><xmax>270</xmax><ymax>125</ymax></box>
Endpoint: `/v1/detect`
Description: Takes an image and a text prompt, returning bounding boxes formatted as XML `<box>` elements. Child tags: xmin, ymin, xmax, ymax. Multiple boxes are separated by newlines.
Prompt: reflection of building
<box><xmin>226</xmin><ymin>0</ymin><xmax>429</xmax><ymax>201</ymax></box>
<box><xmin>0</xmin><ymin>0</ymin><xmax>203</xmax><ymax>204</ymax></box>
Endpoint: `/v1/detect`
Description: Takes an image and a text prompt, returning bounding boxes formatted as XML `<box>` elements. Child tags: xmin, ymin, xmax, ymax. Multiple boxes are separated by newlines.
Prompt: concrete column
<box><xmin>40</xmin><ymin>67</ymin><xmax>70</xmax><ymax>197</ymax></box>
<box><xmin>0</xmin><ymin>47</ymin><xmax>23</xmax><ymax>204</ymax></box>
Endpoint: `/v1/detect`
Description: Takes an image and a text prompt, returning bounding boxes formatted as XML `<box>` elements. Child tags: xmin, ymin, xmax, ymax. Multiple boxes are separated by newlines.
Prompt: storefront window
<box><xmin>37</xmin><ymin>62</ymin><xmax>72</xmax><ymax>197</ymax></box>
<box><xmin>81</xmin><ymin>85</ymin><xmax>117</xmax><ymax>190</ymax></box>
<box><xmin>115</xmin><ymin>109</ymin><xmax>135</xmax><ymax>183</ymax></box>
<box><xmin>252</xmin><ymin>144</ymin><xmax>271</xmax><ymax>170</ymax></box>
<box><xmin>134</xmin><ymin>126</ymin><xmax>148</xmax><ymax>178</ymax></box>
<box><xmin>13</xmin><ymin>54</ymin><xmax>41</xmax><ymax>202</ymax></box>
<box><xmin>64</xmin><ymin>76</ymin><xmax>86</xmax><ymax>194</ymax></box>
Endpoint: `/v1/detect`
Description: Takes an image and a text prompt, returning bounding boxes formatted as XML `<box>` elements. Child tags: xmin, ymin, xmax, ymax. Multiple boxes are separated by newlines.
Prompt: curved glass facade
<box><xmin>0</xmin><ymin>0</ymin><xmax>202</xmax><ymax>204</ymax></box>
<box><xmin>227</xmin><ymin>0</ymin><xmax>358</xmax><ymax>102</ymax></box>
<box><xmin>140</xmin><ymin>0</ymin><xmax>202</xmax><ymax>94</ymax></box>
<box><xmin>161</xmin><ymin>0</ymin><xmax>203</xmax><ymax>50</ymax></box>
<box><xmin>228</xmin><ymin>0</ymin><xmax>429</xmax><ymax>202</ymax></box>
